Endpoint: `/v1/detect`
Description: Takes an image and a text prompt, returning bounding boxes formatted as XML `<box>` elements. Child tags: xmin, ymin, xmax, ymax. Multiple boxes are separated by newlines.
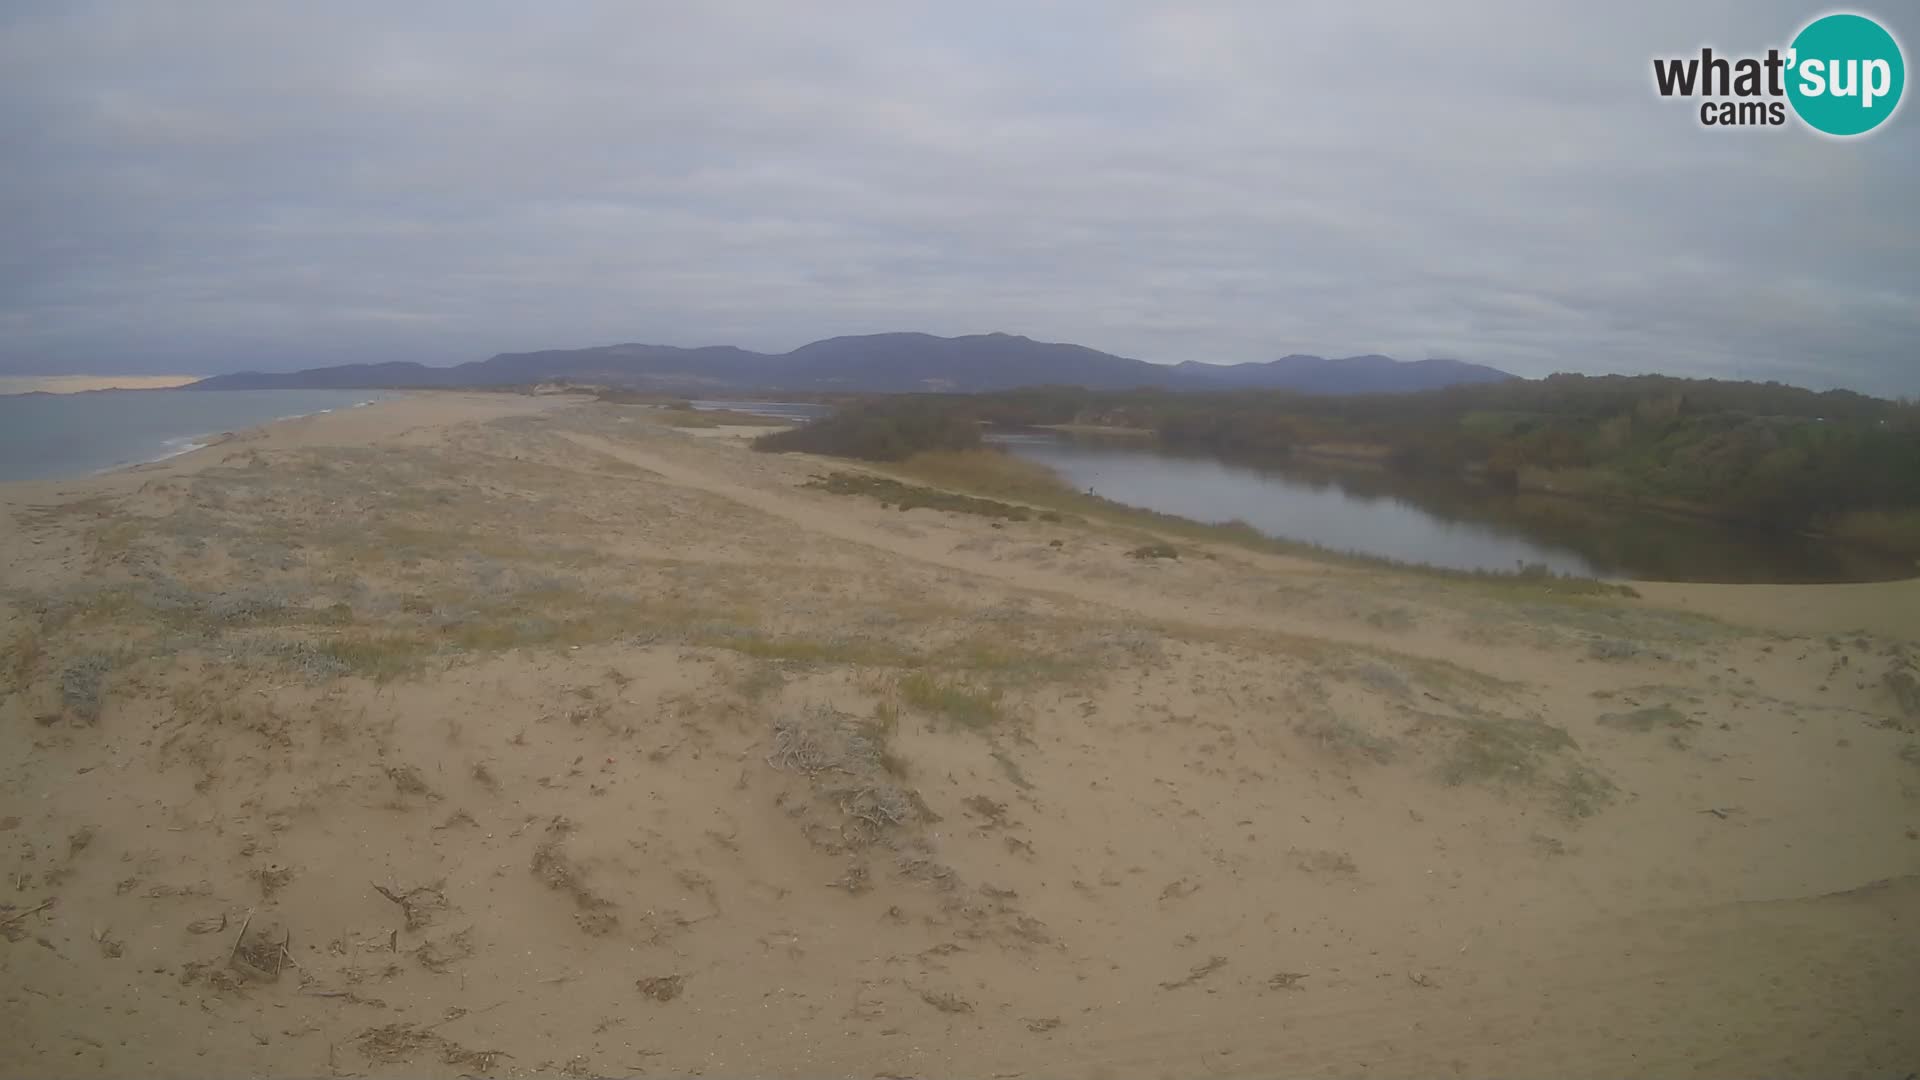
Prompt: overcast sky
<box><xmin>2</xmin><ymin>2</ymin><xmax>1915</xmax><ymax>394</ymax></box>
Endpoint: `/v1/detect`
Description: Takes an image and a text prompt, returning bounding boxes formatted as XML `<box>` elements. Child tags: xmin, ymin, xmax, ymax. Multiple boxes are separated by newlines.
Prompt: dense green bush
<box><xmin>752</xmin><ymin>400</ymin><xmax>982</xmax><ymax>461</ymax></box>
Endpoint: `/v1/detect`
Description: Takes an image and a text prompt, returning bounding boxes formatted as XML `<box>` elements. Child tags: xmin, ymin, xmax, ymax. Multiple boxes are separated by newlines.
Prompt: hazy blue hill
<box><xmin>192</xmin><ymin>361</ymin><xmax>460</xmax><ymax>390</ymax></box>
<box><xmin>188</xmin><ymin>333</ymin><xmax>1518</xmax><ymax>395</ymax></box>
<box><xmin>1171</xmin><ymin>354</ymin><xmax>1514</xmax><ymax>392</ymax></box>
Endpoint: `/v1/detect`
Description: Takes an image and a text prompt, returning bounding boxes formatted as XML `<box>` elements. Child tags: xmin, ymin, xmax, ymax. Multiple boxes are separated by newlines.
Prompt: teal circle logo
<box><xmin>1787</xmin><ymin>13</ymin><xmax>1905</xmax><ymax>136</ymax></box>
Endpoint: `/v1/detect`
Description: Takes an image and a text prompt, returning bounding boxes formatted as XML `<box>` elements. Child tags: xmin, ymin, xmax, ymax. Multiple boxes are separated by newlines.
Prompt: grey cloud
<box><xmin>1</xmin><ymin>1</ymin><xmax>1914</xmax><ymax>394</ymax></box>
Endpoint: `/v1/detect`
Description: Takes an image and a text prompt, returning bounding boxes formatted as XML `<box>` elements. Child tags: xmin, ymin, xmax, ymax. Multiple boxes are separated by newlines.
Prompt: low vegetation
<box><xmin>803</xmin><ymin>472</ymin><xmax>1033</xmax><ymax>520</ymax></box>
<box><xmin>1597</xmin><ymin>705</ymin><xmax>1694</xmax><ymax>733</ymax></box>
<box><xmin>898</xmin><ymin>671</ymin><xmax>1004</xmax><ymax>729</ymax></box>
<box><xmin>650</xmin><ymin>406</ymin><xmax>788</xmax><ymax>428</ymax></box>
<box><xmin>754</xmin><ymin>399</ymin><xmax>981</xmax><ymax>460</ymax></box>
<box><xmin>1295</xmin><ymin>712</ymin><xmax>1398</xmax><ymax>765</ymax></box>
<box><xmin>1423</xmin><ymin>709</ymin><xmax>1615</xmax><ymax>820</ymax></box>
<box><xmin>766</xmin><ymin>703</ymin><xmax>927</xmax><ymax>848</ymax></box>
<box><xmin>887</xmin><ymin>449</ymin><xmax>1066</xmax><ymax>503</ymax></box>
<box><xmin>59</xmin><ymin>652</ymin><xmax>114</xmax><ymax>723</ymax></box>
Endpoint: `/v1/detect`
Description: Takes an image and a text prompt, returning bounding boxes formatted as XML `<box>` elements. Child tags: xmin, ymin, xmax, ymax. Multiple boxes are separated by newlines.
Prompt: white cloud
<box><xmin>0</xmin><ymin>0</ymin><xmax>1914</xmax><ymax>394</ymax></box>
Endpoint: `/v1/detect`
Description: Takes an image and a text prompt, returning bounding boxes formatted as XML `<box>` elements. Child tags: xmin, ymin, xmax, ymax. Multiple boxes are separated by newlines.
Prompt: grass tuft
<box><xmin>1295</xmin><ymin>713</ymin><xmax>1397</xmax><ymax>765</ymax></box>
<box><xmin>1436</xmin><ymin>713</ymin><xmax>1575</xmax><ymax>786</ymax></box>
<box><xmin>1596</xmin><ymin>705</ymin><xmax>1694</xmax><ymax>733</ymax></box>
<box><xmin>1424</xmin><ymin>709</ymin><xmax>1615</xmax><ymax>820</ymax></box>
<box><xmin>898</xmin><ymin>671</ymin><xmax>1004</xmax><ymax>729</ymax></box>
<box><xmin>59</xmin><ymin>653</ymin><xmax>114</xmax><ymax>723</ymax></box>
<box><xmin>4</xmin><ymin>626</ymin><xmax>44</xmax><ymax>691</ymax></box>
<box><xmin>767</xmin><ymin>704</ymin><xmax>926</xmax><ymax>846</ymax></box>
<box><xmin>804</xmin><ymin>472</ymin><xmax>1032</xmax><ymax>521</ymax></box>
<box><xmin>265</xmin><ymin>635</ymin><xmax>434</xmax><ymax>682</ymax></box>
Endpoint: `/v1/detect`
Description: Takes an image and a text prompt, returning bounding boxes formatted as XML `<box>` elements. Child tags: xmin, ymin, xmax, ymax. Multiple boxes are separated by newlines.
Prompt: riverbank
<box><xmin>3</xmin><ymin>393</ymin><xmax>1917</xmax><ymax>1077</ymax></box>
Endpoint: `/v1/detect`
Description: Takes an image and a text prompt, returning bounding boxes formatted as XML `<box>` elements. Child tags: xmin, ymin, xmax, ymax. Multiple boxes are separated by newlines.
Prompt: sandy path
<box><xmin>563</xmin><ymin>431</ymin><xmax>1547</xmax><ymax>671</ymax></box>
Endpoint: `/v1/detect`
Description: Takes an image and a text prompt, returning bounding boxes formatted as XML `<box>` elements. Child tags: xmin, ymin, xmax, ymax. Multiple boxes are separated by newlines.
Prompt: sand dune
<box><xmin>2</xmin><ymin>394</ymin><xmax>1916</xmax><ymax>1078</ymax></box>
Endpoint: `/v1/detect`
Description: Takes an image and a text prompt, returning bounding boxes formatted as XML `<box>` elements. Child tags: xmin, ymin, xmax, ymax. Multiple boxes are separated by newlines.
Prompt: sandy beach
<box><xmin>2</xmin><ymin>392</ymin><xmax>1916</xmax><ymax>1078</ymax></box>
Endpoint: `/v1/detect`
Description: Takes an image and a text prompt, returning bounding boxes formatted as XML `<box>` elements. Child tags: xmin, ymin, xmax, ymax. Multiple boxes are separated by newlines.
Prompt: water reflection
<box><xmin>991</xmin><ymin>431</ymin><xmax>1912</xmax><ymax>584</ymax></box>
<box><xmin>689</xmin><ymin>400</ymin><xmax>833</xmax><ymax>423</ymax></box>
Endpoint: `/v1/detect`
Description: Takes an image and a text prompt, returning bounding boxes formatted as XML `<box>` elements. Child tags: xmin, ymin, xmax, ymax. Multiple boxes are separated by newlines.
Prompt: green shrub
<box><xmin>803</xmin><ymin>472</ymin><xmax>1030</xmax><ymax>520</ymax></box>
<box><xmin>898</xmin><ymin>672</ymin><xmax>1002</xmax><ymax>729</ymax></box>
<box><xmin>755</xmin><ymin>401</ymin><xmax>981</xmax><ymax>461</ymax></box>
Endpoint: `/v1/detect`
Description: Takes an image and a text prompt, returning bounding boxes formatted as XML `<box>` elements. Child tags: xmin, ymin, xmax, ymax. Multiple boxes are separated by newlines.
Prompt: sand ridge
<box><xmin>1</xmin><ymin>393</ymin><xmax>1917</xmax><ymax>1078</ymax></box>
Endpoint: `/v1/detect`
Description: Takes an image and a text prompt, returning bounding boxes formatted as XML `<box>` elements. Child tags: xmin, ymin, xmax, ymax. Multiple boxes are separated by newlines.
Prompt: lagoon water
<box><xmin>689</xmin><ymin>400</ymin><xmax>834</xmax><ymax>423</ymax></box>
<box><xmin>0</xmin><ymin>388</ymin><xmax>394</xmax><ymax>482</ymax></box>
<box><xmin>991</xmin><ymin>431</ymin><xmax>1912</xmax><ymax>584</ymax></box>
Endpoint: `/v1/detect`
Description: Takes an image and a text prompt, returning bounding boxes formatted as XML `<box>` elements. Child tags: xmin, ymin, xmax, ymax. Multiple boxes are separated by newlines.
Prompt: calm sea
<box><xmin>0</xmin><ymin>388</ymin><xmax>394</xmax><ymax>482</ymax></box>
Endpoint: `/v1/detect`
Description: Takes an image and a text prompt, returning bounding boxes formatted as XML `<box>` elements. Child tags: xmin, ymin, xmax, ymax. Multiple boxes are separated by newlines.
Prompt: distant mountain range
<box><xmin>187</xmin><ymin>333</ymin><xmax>1516</xmax><ymax>395</ymax></box>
